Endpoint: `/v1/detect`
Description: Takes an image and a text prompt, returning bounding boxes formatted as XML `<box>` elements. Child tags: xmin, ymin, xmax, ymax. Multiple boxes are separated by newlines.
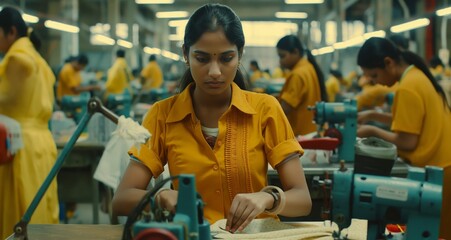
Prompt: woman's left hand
<box><xmin>225</xmin><ymin>191</ymin><xmax>273</xmax><ymax>233</ymax></box>
<box><xmin>357</xmin><ymin>124</ymin><xmax>377</xmax><ymax>138</ymax></box>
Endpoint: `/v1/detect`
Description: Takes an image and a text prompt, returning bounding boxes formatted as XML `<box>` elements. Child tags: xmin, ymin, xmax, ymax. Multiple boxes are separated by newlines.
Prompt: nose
<box><xmin>208</xmin><ymin>61</ymin><xmax>221</xmax><ymax>79</ymax></box>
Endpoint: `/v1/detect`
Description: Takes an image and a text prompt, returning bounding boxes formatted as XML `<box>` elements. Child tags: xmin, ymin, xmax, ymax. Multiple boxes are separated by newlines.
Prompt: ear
<box><xmin>238</xmin><ymin>47</ymin><xmax>244</xmax><ymax>60</ymax></box>
<box><xmin>383</xmin><ymin>57</ymin><xmax>394</xmax><ymax>68</ymax></box>
<box><xmin>8</xmin><ymin>26</ymin><xmax>18</xmax><ymax>39</ymax></box>
<box><xmin>182</xmin><ymin>44</ymin><xmax>188</xmax><ymax>63</ymax></box>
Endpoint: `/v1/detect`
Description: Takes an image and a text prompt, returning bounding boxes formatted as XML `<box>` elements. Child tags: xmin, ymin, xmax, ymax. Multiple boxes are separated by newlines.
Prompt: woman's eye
<box><xmin>221</xmin><ymin>55</ymin><xmax>233</xmax><ymax>62</ymax></box>
<box><xmin>196</xmin><ymin>56</ymin><xmax>209</xmax><ymax>63</ymax></box>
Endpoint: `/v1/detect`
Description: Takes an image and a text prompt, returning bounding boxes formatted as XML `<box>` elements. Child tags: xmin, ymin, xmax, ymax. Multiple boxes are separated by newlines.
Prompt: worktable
<box><xmin>6</xmin><ymin>219</ymin><xmax>367</xmax><ymax>240</ymax></box>
<box><xmin>56</xmin><ymin>140</ymin><xmax>105</xmax><ymax>224</ymax></box>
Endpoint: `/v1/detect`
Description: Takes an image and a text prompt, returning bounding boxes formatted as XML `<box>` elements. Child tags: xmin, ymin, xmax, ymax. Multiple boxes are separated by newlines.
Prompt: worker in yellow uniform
<box><xmin>56</xmin><ymin>54</ymin><xmax>100</xmax><ymax>101</ymax></box>
<box><xmin>355</xmin><ymin>75</ymin><xmax>396</xmax><ymax>111</ymax></box>
<box><xmin>113</xmin><ymin>3</ymin><xmax>312</xmax><ymax>233</ymax></box>
<box><xmin>0</xmin><ymin>7</ymin><xmax>59</xmax><ymax>238</ymax></box>
<box><xmin>276</xmin><ymin>35</ymin><xmax>328</xmax><ymax>136</ymax></box>
<box><xmin>325</xmin><ymin>69</ymin><xmax>348</xmax><ymax>102</ymax></box>
<box><xmin>356</xmin><ymin>37</ymin><xmax>451</xmax><ymax>240</ymax></box>
<box><xmin>140</xmin><ymin>54</ymin><xmax>163</xmax><ymax>91</ymax></box>
<box><xmin>249</xmin><ymin>60</ymin><xmax>270</xmax><ymax>83</ymax></box>
<box><xmin>104</xmin><ymin>49</ymin><xmax>133</xmax><ymax>99</ymax></box>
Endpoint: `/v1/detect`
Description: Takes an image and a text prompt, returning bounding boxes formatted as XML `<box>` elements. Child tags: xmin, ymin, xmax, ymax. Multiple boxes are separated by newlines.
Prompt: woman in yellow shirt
<box><xmin>276</xmin><ymin>35</ymin><xmax>327</xmax><ymax>136</ymax></box>
<box><xmin>0</xmin><ymin>7</ymin><xmax>59</xmax><ymax>238</ymax></box>
<box><xmin>113</xmin><ymin>3</ymin><xmax>311</xmax><ymax>234</ymax></box>
<box><xmin>356</xmin><ymin>37</ymin><xmax>451</xmax><ymax>239</ymax></box>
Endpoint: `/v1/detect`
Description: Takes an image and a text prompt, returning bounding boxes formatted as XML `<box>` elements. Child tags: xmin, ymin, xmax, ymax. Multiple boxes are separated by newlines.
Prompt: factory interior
<box><xmin>1</xmin><ymin>0</ymin><xmax>451</xmax><ymax>239</ymax></box>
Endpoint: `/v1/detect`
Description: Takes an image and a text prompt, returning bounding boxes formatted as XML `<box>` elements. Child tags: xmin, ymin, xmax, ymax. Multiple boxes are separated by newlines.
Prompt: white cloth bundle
<box><xmin>0</xmin><ymin>114</ymin><xmax>23</xmax><ymax>155</ymax></box>
<box><xmin>94</xmin><ymin>115</ymin><xmax>151</xmax><ymax>190</ymax></box>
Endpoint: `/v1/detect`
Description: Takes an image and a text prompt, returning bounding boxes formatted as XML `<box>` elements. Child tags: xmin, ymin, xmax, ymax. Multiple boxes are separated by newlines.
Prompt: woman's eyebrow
<box><xmin>193</xmin><ymin>50</ymin><xmax>236</xmax><ymax>55</ymax></box>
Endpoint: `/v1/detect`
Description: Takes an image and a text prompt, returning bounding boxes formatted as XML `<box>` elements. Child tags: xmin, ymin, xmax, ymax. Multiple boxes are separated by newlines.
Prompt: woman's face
<box><xmin>361</xmin><ymin>67</ymin><xmax>397</xmax><ymax>87</ymax></box>
<box><xmin>277</xmin><ymin>48</ymin><xmax>299</xmax><ymax>70</ymax></box>
<box><xmin>186</xmin><ymin>29</ymin><xmax>240</xmax><ymax>95</ymax></box>
<box><xmin>0</xmin><ymin>27</ymin><xmax>15</xmax><ymax>54</ymax></box>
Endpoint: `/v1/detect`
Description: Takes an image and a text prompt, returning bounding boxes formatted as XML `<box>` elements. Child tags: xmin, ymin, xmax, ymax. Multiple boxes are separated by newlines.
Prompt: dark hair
<box><xmin>276</xmin><ymin>35</ymin><xmax>327</xmax><ymax>102</ymax></box>
<box><xmin>387</xmin><ymin>34</ymin><xmax>409</xmax><ymax>50</ymax></box>
<box><xmin>149</xmin><ymin>54</ymin><xmax>157</xmax><ymax>61</ymax></box>
<box><xmin>250</xmin><ymin>60</ymin><xmax>260</xmax><ymax>70</ymax></box>
<box><xmin>76</xmin><ymin>54</ymin><xmax>89</xmax><ymax>65</ymax></box>
<box><xmin>429</xmin><ymin>56</ymin><xmax>444</xmax><ymax>68</ymax></box>
<box><xmin>179</xmin><ymin>3</ymin><xmax>247</xmax><ymax>91</ymax></box>
<box><xmin>0</xmin><ymin>7</ymin><xmax>41</xmax><ymax>51</ymax></box>
<box><xmin>330</xmin><ymin>69</ymin><xmax>343</xmax><ymax>79</ymax></box>
<box><xmin>116</xmin><ymin>49</ymin><xmax>125</xmax><ymax>58</ymax></box>
<box><xmin>357</xmin><ymin>37</ymin><xmax>449</xmax><ymax>109</ymax></box>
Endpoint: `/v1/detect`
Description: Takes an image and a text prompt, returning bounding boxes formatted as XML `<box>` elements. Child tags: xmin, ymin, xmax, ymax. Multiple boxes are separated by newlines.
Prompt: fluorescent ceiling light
<box><xmin>156</xmin><ymin>11</ymin><xmax>189</xmax><ymax>18</ymax></box>
<box><xmin>168</xmin><ymin>34</ymin><xmax>183</xmax><ymax>41</ymax></box>
<box><xmin>436</xmin><ymin>6</ymin><xmax>451</xmax><ymax>16</ymax></box>
<box><xmin>363</xmin><ymin>30</ymin><xmax>386</xmax><ymax>39</ymax></box>
<box><xmin>136</xmin><ymin>0</ymin><xmax>174</xmax><ymax>3</ymax></box>
<box><xmin>390</xmin><ymin>18</ymin><xmax>430</xmax><ymax>33</ymax></box>
<box><xmin>117</xmin><ymin>39</ymin><xmax>133</xmax><ymax>48</ymax></box>
<box><xmin>22</xmin><ymin>13</ymin><xmax>39</xmax><ymax>23</ymax></box>
<box><xmin>333</xmin><ymin>36</ymin><xmax>364</xmax><ymax>49</ymax></box>
<box><xmin>275</xmin><ymin>12</ymin><xmax>308</xmax><ymax>19</ymax></box>
<box><xmin>312</xmin><ymin>46</ymin><xmax>334</xmax><ymax>56</ymax></box>
<box><xmin>92</xmin><ymin>34</ymin><xmax>115</xmax><ymax>45</ymax></box>
<box><xmin>285</xmin><ymin>0</ymin><xmax>324</xmax><ymax>4</ymax></box>
<box><xmin>144</xmin><ymin>47</ymin><xmax>161</xmax><ymax>55</ymax></box>
<box><xmin>162</xmin><ymin>50</ymin><xmax>181</xmax><ymax>61</ymax></box>
<box><xmin>168</xmin><ymin>19</ymin><xmax>188</xmax><ymax>27</ymax></box>
<box><xmin>44</xmin><ymin>20</ymin><xmax>79</xmax><ymax>33</ymax></box>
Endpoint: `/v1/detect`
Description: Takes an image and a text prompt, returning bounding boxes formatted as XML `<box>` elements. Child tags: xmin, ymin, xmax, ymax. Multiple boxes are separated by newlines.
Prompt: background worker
<box><xmin>113</xmin><ymin>3</ymin><xmax>312</xmax><ymax>233</ymax></box>
<box><xmin>104</xmin><ymin>49</ymin><xmax>133</xmax><ymax>99</ymax></box>
<box><xmin>249</xmin><ymin>59</ymin><xmax>270</xmax><ymax>83</ymax></box>
<box><xmin>276</xmin><ymin>35</ymin><xmax>328</xmax><ymax>136</ymax></box>
<box><xmin>140</xmin><ymin>54</ymin><xmax>163</xmax><ymax>91</ymax></box>
<box><xmin>356</xmin><ymin>37</ymin><xmax>451</xmax><ymax>239</ymax></box>
<box><xmin>0</xmin><ymin>7</ymin><xmax>59</xmax><ymax>238</ymax></box>
<box><xmin>56</xmin><ymin>54</ymin><xmax>100</xmax><ymax>102</ymax></box>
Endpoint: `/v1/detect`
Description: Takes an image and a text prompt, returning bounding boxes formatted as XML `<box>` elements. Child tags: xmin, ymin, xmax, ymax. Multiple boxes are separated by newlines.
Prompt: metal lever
<box><xmin>13</xmin><ymin>97</ymin><xmax>119</xmax><ymax>240</ymax></box>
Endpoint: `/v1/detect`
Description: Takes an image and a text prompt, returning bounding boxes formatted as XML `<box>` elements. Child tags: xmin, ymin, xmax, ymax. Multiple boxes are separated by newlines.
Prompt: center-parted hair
<box><xmin>179</xmin><ymin>3</ymin><xmax>247</xmax><ymax>91</ymax></box>
<box><xmin>0</xmin><ymin>6</ymin><xmax>41</xmax><ymax>51</ymax></box>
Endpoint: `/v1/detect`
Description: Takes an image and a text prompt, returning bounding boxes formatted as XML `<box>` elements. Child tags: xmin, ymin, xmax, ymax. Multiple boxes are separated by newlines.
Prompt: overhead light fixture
<box><xmin>162</xmin><ymin>50</ymin><xmax>181</xmax><ymax>61</ymax></box>
<box><xmin>363</xmin><ymin>30</ymin><xmax>386</xmax><ymax>39</ymax></box>
<box><xmin>117</xmin><ymin>39</ymin><xmax>133</xmax><ymax>48</ymax></box>
<box><xmin>390</xmin><ymin>18</ymin><xmax>430</xmax><ymax>33</ymax></box>
<box><xmin>92</xmin><ymin>34</ymin><xmax>115</xmax><ymax>45</ymax></box>
<box><xmin>136</xmin><ymin>0</ymin><xmax>174</xmax><ymax>4</ymax></box>
<box><xmin>144</xmin><ymin>47</ymin><xmax>161</xmax><ymax>55</ymax></box>
<box><xmin>44</xmin><ymin>20</ymin><xmax>79</xmax><ymax>33</ymax></box>
<box><xmin>436</xmin><ymin>6</ymin><xmax>451</xmax><ymax>16</ymax></box>
<box><xmin>333</xmin><ymin>36</ymin><xmax>364</xmax><ymax>49</ymax></box>
<box><xmin>312</xmin><ymin>46</ymin><xmax>334</xmax><ymax>56</ymax></box>
<box><xmin>168</xmin><ymin>19</ymin><xmax>188</xmax><ymax>27</ymax></box>
<box><xmin>285</xmin><ymin>0</ymin><xmax>324</xmax><ymax>4</ymax></box>
<box><xmin>275</xmin><ymin>12</ymin><xmax>308</xmax><ymax>19</ymax></box>
<box><xmin>156</xmin><ymin>11</ymin><xmax>189</xmax><ymax>18</ymax></box>
<box><xmin>22</xmin><ymin>13</ymin><xmax>39</xmax><ymax>23</ymax></box>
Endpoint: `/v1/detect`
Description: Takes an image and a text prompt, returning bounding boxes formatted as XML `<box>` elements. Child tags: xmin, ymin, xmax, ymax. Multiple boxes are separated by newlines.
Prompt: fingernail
<box><xmin>225</xmin><ymin>226</ymin><xmax>230</xmax><ymax>231</ymax></box>
<box><xmin>238</xmin><ymin>227</ymin><xmax>243</xmax><ymax>232</ymax></box>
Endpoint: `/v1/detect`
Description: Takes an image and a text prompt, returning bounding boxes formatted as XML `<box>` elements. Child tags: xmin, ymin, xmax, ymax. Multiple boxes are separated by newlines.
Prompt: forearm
<box><xmin>112</xmin><ymin>188</ymin><xmax>149</xmax><ymax>216</ymax></box>
<box><xmin>279</xmin><ymin>187</ymin><xmax>312</xmax><ymax>217</ymax></box>
<box><xmin>368</xmin><ymin>127</ymin><xmax>417</xmax><ymax>151</ymax></box>
<box><xmin>371</xmin><ymin>111</ymin><xmax>392</xmax><ymax>125</ymax></box>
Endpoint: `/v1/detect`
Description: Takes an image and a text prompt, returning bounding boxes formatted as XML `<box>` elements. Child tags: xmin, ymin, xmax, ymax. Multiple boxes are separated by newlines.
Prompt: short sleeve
<box><xmin>279</xmin><ymin>74</ymin><xmax>306</xmax><ymax>108</ymax></box>
<box><xmin>261</xmin><ymin>96</ymin><xmax>304</xmax><ymax>167</ymax></box>
<box><xmin>391</xmin><ymin>88</ymin><xmax>424</xmax><ymax>134</ymax></box>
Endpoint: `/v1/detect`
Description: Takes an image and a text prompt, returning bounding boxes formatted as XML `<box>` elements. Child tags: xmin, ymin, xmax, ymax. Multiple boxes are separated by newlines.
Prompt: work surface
<box><xmin>10</xmin><ymin>219</ymin><xmax>367</xmax><ymax>240</ymax></box>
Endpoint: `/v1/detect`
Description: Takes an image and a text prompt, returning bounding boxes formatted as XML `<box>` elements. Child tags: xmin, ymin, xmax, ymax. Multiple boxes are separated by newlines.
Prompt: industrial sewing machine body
<box><xmin>332</xmin><ymin>165</ymin><xmax>442</xmax><ymax>239</ymax></box>
<box><xmin>310</xmin><ymin>99</ymin><xmax>358</xmax><ymax>162</ymax></box>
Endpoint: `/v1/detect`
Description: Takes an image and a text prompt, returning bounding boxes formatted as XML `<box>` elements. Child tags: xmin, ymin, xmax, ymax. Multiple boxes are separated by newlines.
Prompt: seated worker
<box><xmin>429</xmin><ymin>55</ymin><xmax>444</xmax><ymax>81</ymax></box>
<box><xmin>112</xmin><ymin>3</ymin><xmax>312</xmax><ymax>233</ymax></box>
<box><xmin>249</xmin><ymin>60</ymin><xmax>270</xmax><ymax>83</ymax></box>
<box><xmin>271</xmin><ymin>66</ymin><xmax>286</xmax><ymax>79</ymax></box>
<box><xmin>355</xmin><ymin>75</ymin><xmax>396</xmax><ymax>111</ymax></box>
<box><xmin>140</xmin><ymin>54</ymin><xmax>163</xmax><ymax>91</ymax></box>
<box><xmin>356</xmin><ymin>37</ymin><xmax>451</xmax><ymax>240</ymax></box>
<box><xmin>104</xmin><ymin>49</ymin><xmax>133</xmax><ymax>99</ymax></box>
<box><xmin>56</xmin><ymin>54</ymin><xmax>100</xmax><ymax>101</ymax></box>
<box><xmin>276</xmin><ymin>35</ymin><xmax>328</xmax><ymax>136</ymax></box>
<box><xmin>325</xmin><ymin>69</ymin><xmax>347</xmax><ymax>102</ymax></box>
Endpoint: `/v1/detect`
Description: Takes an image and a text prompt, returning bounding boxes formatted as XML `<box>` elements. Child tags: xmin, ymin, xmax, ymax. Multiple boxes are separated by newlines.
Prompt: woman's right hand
<box><xmin>156</xmin><ymin>189</ymin><xmax>178</xmax><ymax>213</ymax></box>
<box><xmin>357</xmin><ymin>110</ymin><xmax>375</xmax><ymax>124</ymax></box>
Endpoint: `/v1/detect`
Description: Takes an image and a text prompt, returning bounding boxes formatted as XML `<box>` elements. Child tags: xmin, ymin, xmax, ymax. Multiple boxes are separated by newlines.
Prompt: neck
<box><xmin>396</xmin><ymin>61</ymin><xmax>411</xmax><ymax>79</ymax></box>
<box><xmin>192</xmin><ymin>84</ymin><xmax>232</xmax><ymax>109</ymax></box>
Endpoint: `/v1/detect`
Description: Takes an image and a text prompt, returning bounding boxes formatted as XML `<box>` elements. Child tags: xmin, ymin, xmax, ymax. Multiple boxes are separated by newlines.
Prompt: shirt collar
<box><xmin>166</xmin><ymin>82</ymin><xmax>257</xmax><ymax>123</ymax></box>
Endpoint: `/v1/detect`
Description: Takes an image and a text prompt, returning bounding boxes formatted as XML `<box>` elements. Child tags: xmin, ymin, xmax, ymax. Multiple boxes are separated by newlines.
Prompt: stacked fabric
<box><xmin>0</xmin><ymin>114</ymin><xmax>23</xmax><ymax>164</ymax></box>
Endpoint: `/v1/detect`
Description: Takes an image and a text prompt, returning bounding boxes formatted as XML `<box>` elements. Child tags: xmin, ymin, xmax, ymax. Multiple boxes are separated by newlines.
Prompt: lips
<box><xmin>205</xmin><ymin>81</ymin><xmax>224</xmax><ymax>88</ymax></box>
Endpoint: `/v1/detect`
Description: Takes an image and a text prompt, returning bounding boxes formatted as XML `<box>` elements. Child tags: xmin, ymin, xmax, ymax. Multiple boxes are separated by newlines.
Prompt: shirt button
<box><xmin>216</xmin><ymin>190</ymin><xmax>221</xmax><ymax>194</ymax></box>
<box><xmin>213</xmin><ymin>165</ymin><xmax>219</xmax><ymax>170</ymax></box>
<box><xmin>217</xmin><ymin>140</ymin><xmax>222</xmax><ymax>146</ymax></box>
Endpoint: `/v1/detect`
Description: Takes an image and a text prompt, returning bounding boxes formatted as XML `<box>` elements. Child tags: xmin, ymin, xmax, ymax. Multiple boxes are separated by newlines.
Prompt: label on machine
<box><xmin>375</xmin><ymin>186</ymin><xmax>408</xmax><ymax>201</ymax></box>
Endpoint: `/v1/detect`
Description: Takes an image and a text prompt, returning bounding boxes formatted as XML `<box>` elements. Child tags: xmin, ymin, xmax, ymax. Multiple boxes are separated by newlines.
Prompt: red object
<box><xmin>386</xmin><ymin>224</ymin><xmax>406</xmax><ymax>233</ymax></box>
<box><xmin>0</xmin><ymin>123</ymin><xmax>14</xmax><ymax>164</ymax></box>
<box><xmin>298</xmin><ymin>138</ymin><xmax>340</xmax><ymax>150</ymax></box>
<box><xmin>134</xmin><ymin>228</ymin><xmax>178</xmax><ymax>240</ymax></box>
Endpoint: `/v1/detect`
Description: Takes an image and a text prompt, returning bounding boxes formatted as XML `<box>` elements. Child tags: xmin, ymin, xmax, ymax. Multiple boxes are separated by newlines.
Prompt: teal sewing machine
<box><xmin>60</xmin><ymin>92</ymin><xmax>90</xmax><ymax>124</ymax></box>
<box><xmin>309</xmin><ymin>99</ymin><xmax>358</xmax><ymax>162</ymax></box>
<box><xmin>331</xmin><ymin>164</ymin><xmax>442</xmax><ymax>239</ymax></box>
<box><xmin>106</xmin><ymin>90</ymin><xmax>132</xmax><ymax>117</ymax></box>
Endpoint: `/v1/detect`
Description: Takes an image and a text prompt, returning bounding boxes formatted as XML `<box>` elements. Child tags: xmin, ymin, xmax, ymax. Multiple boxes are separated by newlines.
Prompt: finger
<box><xmin>231</xmin><ymin>202</ymin><xmax>247</xmax><ymax>229</ymax></box>
<box><xmin>231</xmin><ymin>205</ymin><xmax>253</xmax><ymax>233</ymax></box>
<box><xmin>236</xmin><ymin>208</ymin><xmax>260</xmax><ymax>232</ymax></box>
<box><xmin>226</xmin><ymin>199</ymin><xmax>241</xmax><ymax>231</ymax></box>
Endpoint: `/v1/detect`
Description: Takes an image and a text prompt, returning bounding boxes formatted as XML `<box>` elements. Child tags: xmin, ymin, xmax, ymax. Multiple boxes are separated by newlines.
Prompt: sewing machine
<box><xmin>105</xmin><ymin>90</ymin><xmax>132</xmax><ymax>117</ymax></box>
<box><xmin>132</xmin><ymin>174</ymin><xmax>211</xmax><ymax>240</ymax></box>
<box><xmin>60</xmin><ymin>92</ymin><xmax>90</xmax><ymax>124</ymax></box>
<box><xmin>309</xmin><ymin>99</ymin><xmax>357</xmax><ymax>162</ymax></box>
<box><xmin>330</xmin><ymin>164</ymin><xmax>442</xmax><ymax>239</ymax></box>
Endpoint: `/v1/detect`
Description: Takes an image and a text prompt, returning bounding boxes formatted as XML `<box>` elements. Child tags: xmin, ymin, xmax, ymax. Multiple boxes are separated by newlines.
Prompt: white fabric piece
<box><xmin>94</xmin><ymin>116</ymin><xmax>151</xmax><ymax>191</ymax></box>
<box><xmin>0</xmin><ymin>114</ymin><xmax>23</xmax><ymax>155</ymax></box>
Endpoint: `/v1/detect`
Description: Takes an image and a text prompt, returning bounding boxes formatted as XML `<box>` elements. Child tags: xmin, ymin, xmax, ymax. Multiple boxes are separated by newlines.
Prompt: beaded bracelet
<box><xmin>261</xmin><ymin>185</ymin><xmax>286</xmax><ymax>215</ymax></box>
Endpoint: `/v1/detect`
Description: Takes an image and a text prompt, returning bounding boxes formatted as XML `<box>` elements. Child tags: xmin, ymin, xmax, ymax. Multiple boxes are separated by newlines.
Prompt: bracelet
<box><xmin>154</xmin><ymin>187</ymin><xmax>171</xmax><ymax>209</ymax></box>
<box><xmin>261</xmin><ymin>186</ymin><xmax>286</xmax><ymax>215</ymax></box>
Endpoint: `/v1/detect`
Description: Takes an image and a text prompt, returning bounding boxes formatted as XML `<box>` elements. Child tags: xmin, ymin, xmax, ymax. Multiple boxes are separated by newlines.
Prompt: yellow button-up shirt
<box><xmin>57</xmin><ymin>63</ymin><xmax>81</xmax><ymax>100</ymax></box>
<box><xmin>130</xmin><ymin>82</ymin><xmax>303</xmax><ymax>224</ymax></box>
<box><xmin>141</xmin><ymin>61</ymin><xmax>163</xmax><ymax>90</ymax></box>
<box><xmin>279</xmin><ymin>57</ymin><xmax>321</xmax><ymax>136</ymax></box>
<box><xmin>105</xmin><ymin>58</ymin><xmax>132</xmax><ymax>97</ymax></box>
